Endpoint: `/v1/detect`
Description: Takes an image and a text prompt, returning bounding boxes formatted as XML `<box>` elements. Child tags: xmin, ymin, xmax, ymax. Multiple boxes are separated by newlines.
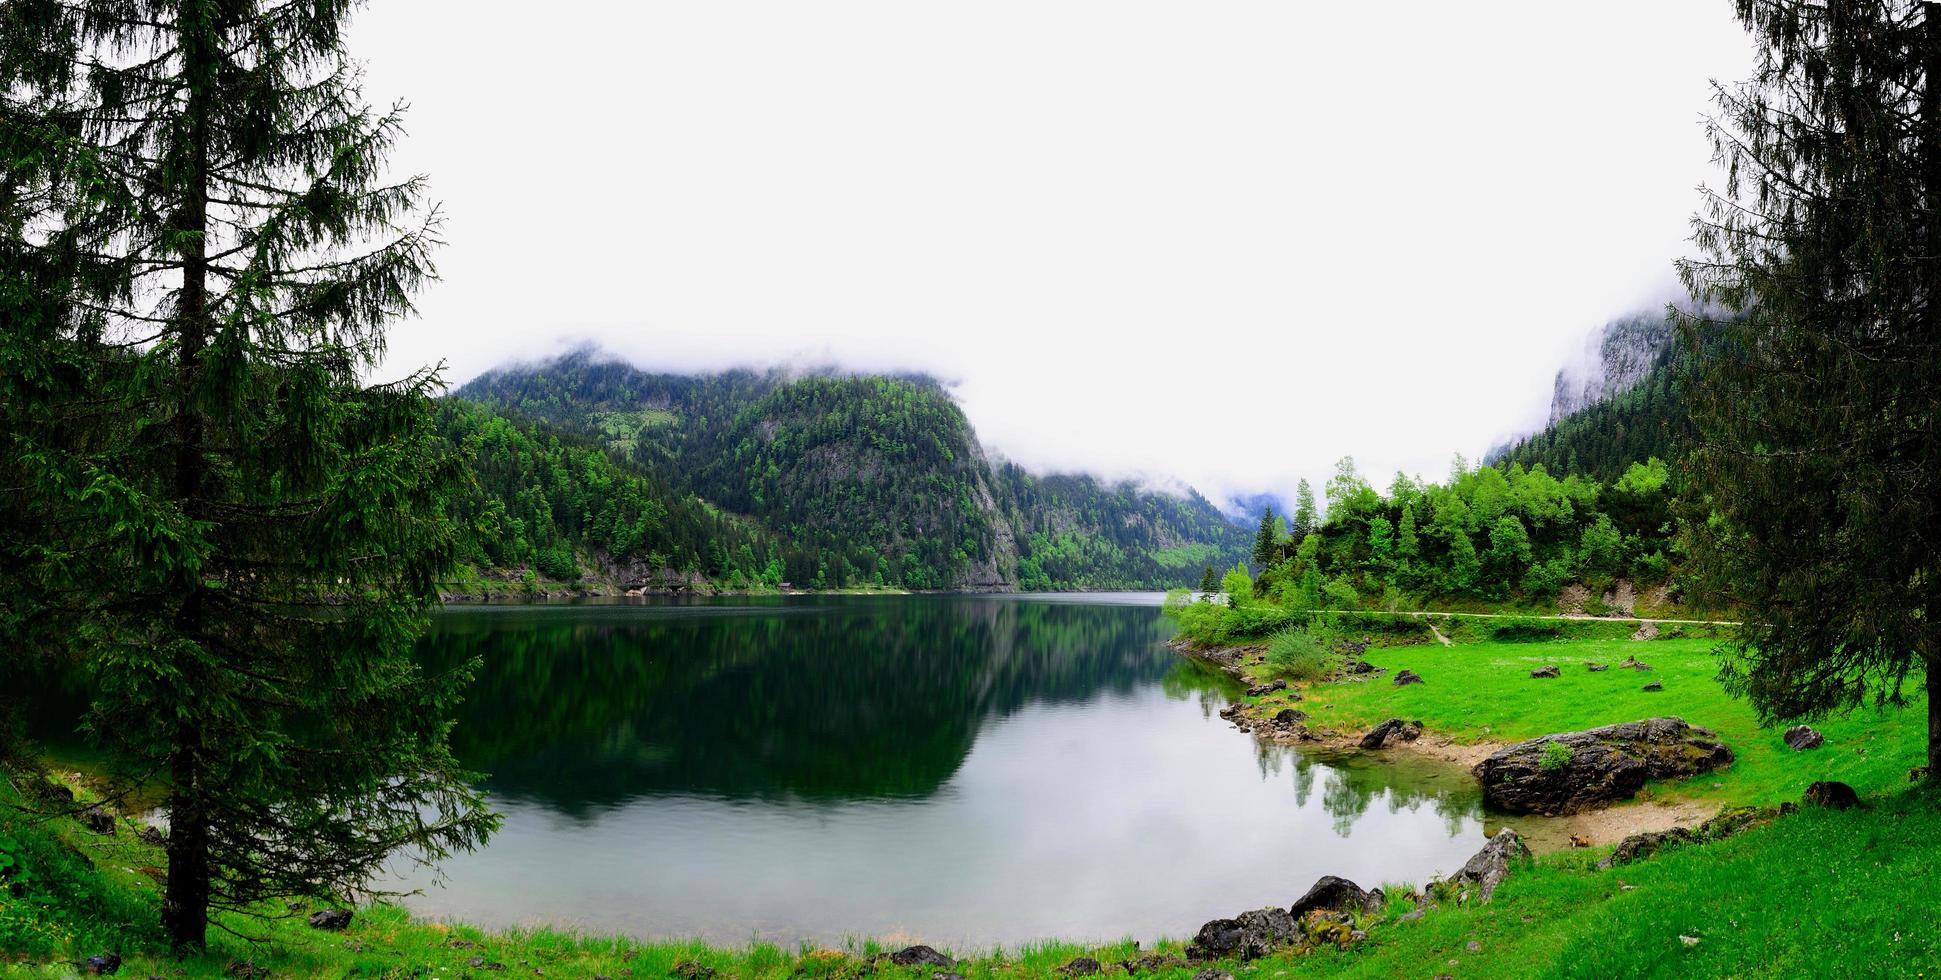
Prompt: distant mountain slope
<box><xmin>1491</xmin><ymin>312</ymin><xmax>1693</xmax><ymax>483</ymax></box>
<box><xmin>448</xmin><ymin>353</ymin><xmax>1247</xmax><ymax>591</ymax></box>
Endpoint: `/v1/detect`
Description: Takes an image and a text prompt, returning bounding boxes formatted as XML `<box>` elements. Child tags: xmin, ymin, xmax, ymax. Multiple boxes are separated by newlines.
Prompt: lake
<box><xmin>397</xmin><ymin>592</ymin><xmax>1496</xmax><ymax>948</ymax></box>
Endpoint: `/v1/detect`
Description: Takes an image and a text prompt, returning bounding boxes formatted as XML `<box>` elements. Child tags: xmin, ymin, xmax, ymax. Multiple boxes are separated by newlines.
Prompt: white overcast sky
<box><xmin>354</xmin><ymin>2</ymin><xmax>1751</xmax><ymax>510</ymax></box>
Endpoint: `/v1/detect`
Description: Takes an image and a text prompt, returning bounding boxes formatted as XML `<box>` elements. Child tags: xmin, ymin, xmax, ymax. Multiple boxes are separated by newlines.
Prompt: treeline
<box><xmin>1243</xmin><ymin>455</ymin><xmax>1678</xmax><ymax>611</ymax></box>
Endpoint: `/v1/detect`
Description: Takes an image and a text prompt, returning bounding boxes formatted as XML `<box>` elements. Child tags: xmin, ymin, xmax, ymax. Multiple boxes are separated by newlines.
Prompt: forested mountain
<box><xmin>443</xmin><ymin>353</ymin><xmax>1249</xmax><ymax>591</ymax></box>
<box><xmin>1491</xmin><ymin>313</ymin><xmax>1694</xmax><ymax>483</ymax></box>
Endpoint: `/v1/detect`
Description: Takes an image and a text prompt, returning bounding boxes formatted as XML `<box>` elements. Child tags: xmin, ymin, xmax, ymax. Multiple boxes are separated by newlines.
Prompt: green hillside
<box><xmin>446</xmin><ymin>354</ymin><xmax>1248</xmax><ymax>591</ymax></box>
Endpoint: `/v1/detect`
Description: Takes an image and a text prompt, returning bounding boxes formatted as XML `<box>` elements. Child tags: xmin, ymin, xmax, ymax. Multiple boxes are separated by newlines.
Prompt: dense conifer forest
<box><xmin>443</xmin><ymin>354</ymin><xmax>1251</xmax><ymax>591</ymax></box>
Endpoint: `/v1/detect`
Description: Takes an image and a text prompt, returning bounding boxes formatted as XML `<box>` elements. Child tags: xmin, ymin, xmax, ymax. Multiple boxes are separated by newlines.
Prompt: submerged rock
<box><xmin>1783</xmin><ymin>725</ymin><xmax>1824</xmax><ymax>751</ymax></box>
<box><xmin>1803</xmin><ymin>781</ymin><xmax>1860</xmax><ymax>810</ymax></box>
<box><xmin>1473</xmin><ymin>718</ymin><xmax>1734</xmax><ymax>815</ymax></box>
<box><xmin>1448</xmin><ymin>828</ymin><xmax>1530</xmax><ymax>903</ymax></box>
<box><xmin>1185</xmin><ymin>907</ymin><xmax>1297</xmax><ymax>961</ymax></box>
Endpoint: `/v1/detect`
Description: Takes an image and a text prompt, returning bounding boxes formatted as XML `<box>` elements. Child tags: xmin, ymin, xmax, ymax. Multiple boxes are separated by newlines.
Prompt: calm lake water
<box><xmin>397</xmin><ymin>593</ymin><xmax>1496</xmax><ymax>948</ymax></box>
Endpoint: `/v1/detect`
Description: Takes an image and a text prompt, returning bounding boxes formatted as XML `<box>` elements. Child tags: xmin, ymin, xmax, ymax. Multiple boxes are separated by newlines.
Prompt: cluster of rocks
<box><xmin>1217</xmin><ymin>701</ymin><xmax>1315</xmax><ymax>742</ymax></box>
<box><xmin>1473</xmin><ymin>718</ymin><xmax>1734</xmax><ymax>815</ymax></box>
<box><xmin>1359</xmin><ymin>718</ymin><xmax>1424</xmax><ymax>750</ymax></box>
<box><xmin>1245</xmin><ymin>679</ymin><xmax>1289</xmax><ymax>697</ymax></box>
<box><xmin>1181</xmin><ymin>832</ymin><xmax>1531</xmax><ymax>966</ymax></box>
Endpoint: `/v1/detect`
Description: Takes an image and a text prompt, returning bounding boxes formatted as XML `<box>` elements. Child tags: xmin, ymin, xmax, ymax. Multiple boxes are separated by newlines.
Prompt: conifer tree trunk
<box><xmin>1926</xmin><ymin>3</ymin><xmax>1941</xmax><ymax>785</ymax></box>
<box><xmin>163</xmin><ymin>10</ymin><xmax>215</xmax><ymax>952</ymax></box>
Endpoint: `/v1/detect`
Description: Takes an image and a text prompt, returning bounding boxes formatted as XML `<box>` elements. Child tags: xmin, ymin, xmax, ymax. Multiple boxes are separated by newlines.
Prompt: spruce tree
<box><xmin>2</xmin><ymin>0</ymin><xmax>496</xmax><ymax>949</ymax></box>
<box><xmin>1679</xmin><ymin>1</ymin><xmax>1941</xmax><ymax>777</ymax></box>
<box><xmin>1252</xmin><ymin>507</ymin><xmax>1278</xmax><ymax>567</ymax></box>
<box><xmin>1289</xmin><ymin>479</ymin><xmax>1318</xmax><ymax>542</ymax></box>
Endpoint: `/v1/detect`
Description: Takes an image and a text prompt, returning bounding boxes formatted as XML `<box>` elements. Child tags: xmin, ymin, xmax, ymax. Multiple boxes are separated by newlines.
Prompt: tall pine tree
<box><xmin>1679</xmin><ymin>1</ymin><xmax>1941</xmax><ymax>778</ymax></box>
<box><xmin>2</xmin><ymin>0</ymin><xmax>497</xmax><ymax>949</ymax></box>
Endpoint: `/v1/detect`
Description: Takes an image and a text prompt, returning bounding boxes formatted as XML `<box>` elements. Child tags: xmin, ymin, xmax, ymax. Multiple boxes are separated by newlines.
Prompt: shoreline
<box><xmin>1167</xmin><ymin>636</ymin><xmax>1715</xmax><ymax>848</ymax></box>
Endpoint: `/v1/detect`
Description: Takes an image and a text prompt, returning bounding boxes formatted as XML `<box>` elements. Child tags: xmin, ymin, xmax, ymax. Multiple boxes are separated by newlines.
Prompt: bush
<box><xmin>1540</xmin><ymin>739</ymin><xmax>1574</xmax><ymax>772</ymax></box>
<box><xmin>1264</xmin><ymin>623</ymin><xmax>1339</xmax><ymax>681</ymax></box>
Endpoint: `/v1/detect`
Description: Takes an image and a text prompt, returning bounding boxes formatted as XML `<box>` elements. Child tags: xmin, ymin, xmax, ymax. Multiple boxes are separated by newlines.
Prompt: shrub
<box><xmin>1265</xmin><ymin>621</ymin><xmax>1341</xmax><ymax>681</ymax></box>
<box><xmin>1540</xmin><ymin>740</ymin><xmax>1574</xmax><ymax>773</ymax></box>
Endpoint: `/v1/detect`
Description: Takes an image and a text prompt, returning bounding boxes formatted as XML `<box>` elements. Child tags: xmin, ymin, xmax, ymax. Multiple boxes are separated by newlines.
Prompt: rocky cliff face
<box><xmin>1547</xmin><ymin>313</ymin><xmax>1675</xmax><ymax>424</ymax></box>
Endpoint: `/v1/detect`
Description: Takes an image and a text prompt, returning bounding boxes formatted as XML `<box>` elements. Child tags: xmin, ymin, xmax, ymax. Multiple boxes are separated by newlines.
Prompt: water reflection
<box><xmin>394</xmin><ymin>595</ymin><xmax>1496</xmax><ymax>946</ymax></box>
<box><xmin>426</xmin><ymin>595</ymin><xmax>1195</xmax><ymax>809</ymax></box>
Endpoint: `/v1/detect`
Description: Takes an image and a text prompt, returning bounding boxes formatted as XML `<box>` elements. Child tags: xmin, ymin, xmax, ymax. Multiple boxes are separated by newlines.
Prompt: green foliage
<box><xmin>1247</xmin><ymin>457</ymin><xmax>1677</xmax><ymax>613</ymax></box>
<box><xmin>1264</xmin><ymin>624</ymin><xmax>1338</xmax><ymax>681</ymax></box>
<box><xmin>1</xmin><ymin>0</ymin><xmax>497</xmax><ymax>949</ymax></box>
<box><xmin>1677</xmin><ymin>2</ymin><xmax>1941</xmax><ymax>775</ymax></box>
<box><xmin>1539</xmin><ymin>739</ymin><xmax>1574</xmax><ymax>773</ymax></box>
<box><xmin>454</xmin><ymin>356</ymin><xmax>1249</xmax><ymax>590</ymax></box>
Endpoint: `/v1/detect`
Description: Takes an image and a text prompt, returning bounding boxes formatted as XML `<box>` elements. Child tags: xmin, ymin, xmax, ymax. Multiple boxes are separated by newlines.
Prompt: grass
<box><xmin>1236</xmin><ymin>637</ymin><xmax>1927</xmax><ymax>806</ymax></box>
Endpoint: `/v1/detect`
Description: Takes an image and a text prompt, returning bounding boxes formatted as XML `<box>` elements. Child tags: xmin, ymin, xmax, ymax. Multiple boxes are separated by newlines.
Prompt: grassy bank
<box><xmin>1227</xmin><ymin>637</ymin><xmax>1926</xmax><ymax>807</ymax></box>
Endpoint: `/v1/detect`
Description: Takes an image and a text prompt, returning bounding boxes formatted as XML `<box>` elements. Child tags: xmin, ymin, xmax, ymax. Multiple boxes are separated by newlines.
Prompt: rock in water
<box><xmin>1289</xmin><ymin>875</ymin><xmax>1382</xmax><ymax>918</ymax></box>
<box><xmin>308</xmin><ymin>908</ymin><xmax>353</xmax><ymax>931</ymax></box>
<box><xmin>1472</xmin><ymin>718</ymin><xmax>1734</xmax><ymax>815</ymax></box>
<box><xmin>1803</xmin><ymin>781</ymin><xmax>1860</xmax><ymax>810</ymax></box>
<box><xmin>1783</xmin><ymin>725</ymin><xmax>1824</xmax><ymax>751</ymax></box>
<box><xmin>1529</xmin><ymin>665</ymin><xmax>1560</xmax><ymax>678</ymax></box>
<box><xmin>1393</xmin><ymin>669</ymin><xmax>1425</xmax><ymax>686</ymax></box>
<box><xmin>1449</xmin><ymin>828</ymin><xmax>1530</xmax><ymax>903</ymax></box>
<box><xmin>1185</xmin><ymin>908</ymin><xmax>1297</xmax><ymax>961</ymax></box>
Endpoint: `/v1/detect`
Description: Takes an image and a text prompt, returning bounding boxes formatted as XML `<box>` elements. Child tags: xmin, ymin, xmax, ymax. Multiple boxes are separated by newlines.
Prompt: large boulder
<box><xmin>1473</xmin><ymin>718</ymin><xmax>1734</xmax><ymax>815</ymax></box>
<box><xmin>1288</xmin><ymin>875</ymin><xmax>1382</xmax><ymax>918</ymax></box>
<box><xmin>1184</xmin><ymin>907</ymin><xmax>1297</xmax><ymax>961</ymax></box>
<box><xmin>1448</xmin><ymin>828</ymin><xmax>1530</xmax><ymax>903</ymax></box>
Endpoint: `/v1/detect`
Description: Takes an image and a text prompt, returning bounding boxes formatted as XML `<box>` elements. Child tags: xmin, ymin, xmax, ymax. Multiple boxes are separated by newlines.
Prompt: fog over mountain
<box><xmin>353</xmin><ymin>2</ymin><xmax>1751</xmax><ymax>509</ymax></box>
